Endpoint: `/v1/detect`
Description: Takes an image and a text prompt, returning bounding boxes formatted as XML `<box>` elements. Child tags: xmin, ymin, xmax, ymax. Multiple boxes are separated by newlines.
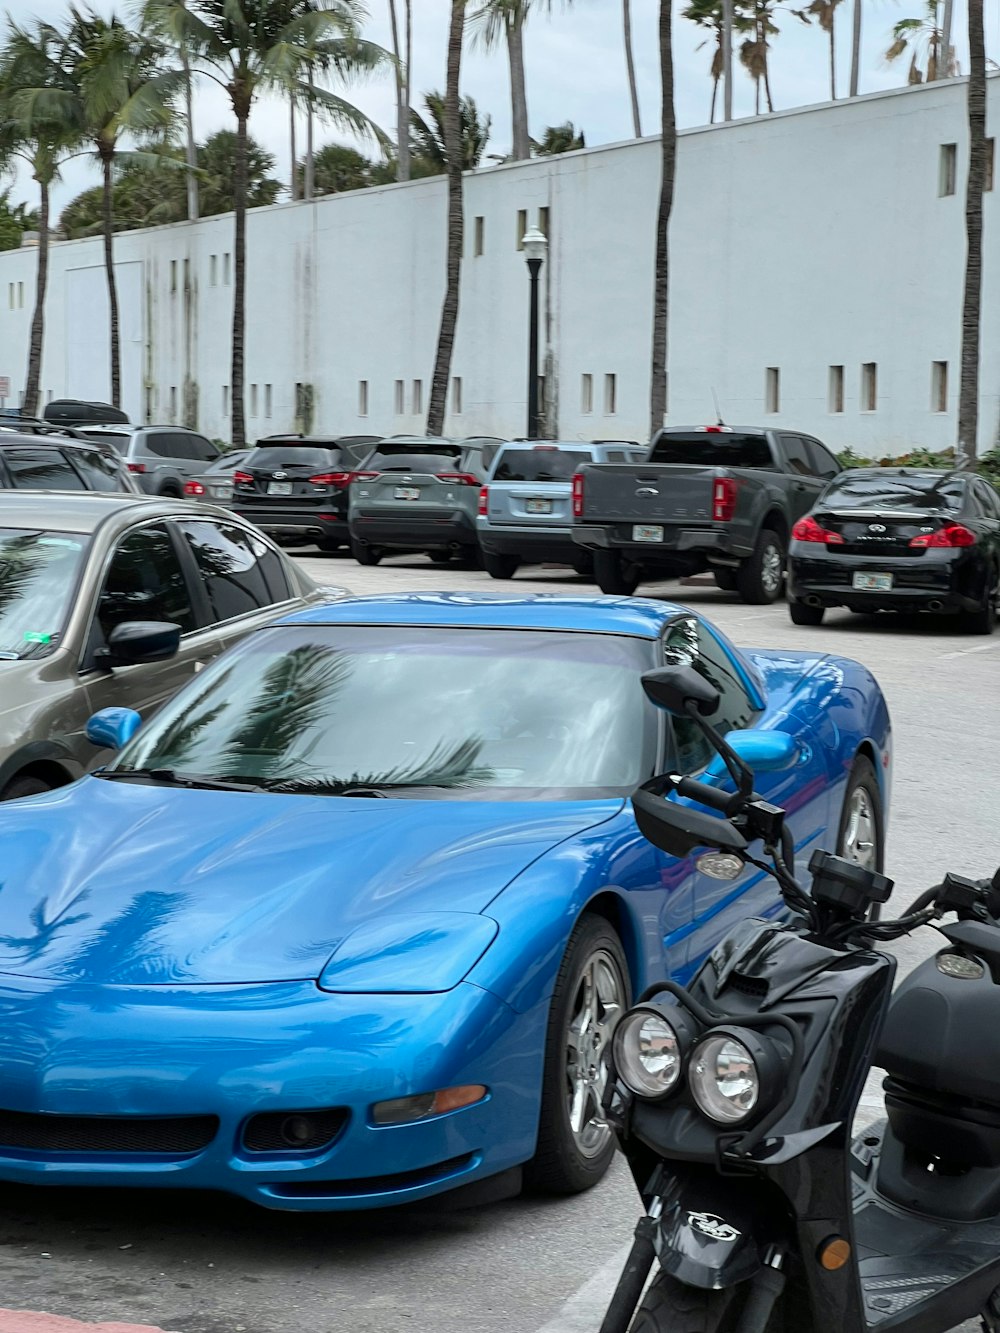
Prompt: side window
<box><xmin>974</xmin><ymin>479</ymin><xmax>1000</xmax><ymax>518</ymax></box>
<box><xmin>605</xmin><ymin>450</ymin><xmax>628</xmax><ymax>462</ymax></box>
<box><xmin>71</xmin><ymin>449</ymin><xmax>129</xmax><ymax>492</ymax></box>
<box><xmin>804</xmin><ymin>438</ymin><xmax>841</xmax><ymax>481</ymax></box>
<box><xmin>663</xmin><ymin>618</ymin><xmax>760</xmax><ymax>773</ymax></box>
<box><xmin>175</xmin><ymin>432</ymin><xmax>219</xmax><ymax>462</ymax></box>
<box><xmin>178</xmin><ymin>520</ymin><xmax>284</xmax><ymax>622</ymax></box>
<box><xmin>94</xmin><ymin>524</ymin><xmax>196</xmax><ymax>649</ymax></box>
<box><xmin>144</xmin><ymin>433</ymin><xmax>174</xmax><ymax>459</ymax></box>
<box><xmin>779</xmin><ymin>435</ymin><xmax>813</xmax><ymax>477</ymax></box>
<box><xmin>4</xmin><ymin>448</ymin><xmax>88</xmax><ymax>490</ymax></box>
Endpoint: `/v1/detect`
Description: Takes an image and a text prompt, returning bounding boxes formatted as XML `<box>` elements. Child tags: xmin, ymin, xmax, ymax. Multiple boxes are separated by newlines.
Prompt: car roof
<box><xmin>656</xmin><ymin>425</ymin><xmax>773</xmax><ymax>436</ymax></box>
<box><xmin>0</xmin><ymin>490</ymin><xmax>223</xmax><ymax>534</ymax></box>
<box><xmin>275</xmin><ymin>591</ymin><xmax>691</xmax><ymax>639</ymax></box>
<box><xmin>0</xmin><ymin>431</ymin><xmax>99</xmax><ymax>448</ymax></box>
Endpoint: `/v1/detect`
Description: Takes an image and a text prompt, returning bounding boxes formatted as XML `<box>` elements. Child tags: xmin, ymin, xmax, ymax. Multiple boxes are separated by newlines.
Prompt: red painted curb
<box><xmin>0</xmin><ymin>1313</ymin><xmax>175</xmax><ymax>1332</ymax></box>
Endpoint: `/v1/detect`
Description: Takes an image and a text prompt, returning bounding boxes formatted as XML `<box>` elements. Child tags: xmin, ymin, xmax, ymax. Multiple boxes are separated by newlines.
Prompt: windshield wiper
<box><xmin>96</xmin><ymin>768</ymin><xmax>265</xmax><ymax>793</ymax></box>
<box><xmin>256</xmin><ymin>777</ymin><xmax>460</xmax><ymax>796</ymax></box>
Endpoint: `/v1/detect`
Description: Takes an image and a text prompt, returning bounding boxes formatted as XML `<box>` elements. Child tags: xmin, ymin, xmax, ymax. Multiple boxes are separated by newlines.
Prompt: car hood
<box><xmin>0</xmin><ymin>779</ymin><xmax>622</xmax><ymax>986</ymax></box>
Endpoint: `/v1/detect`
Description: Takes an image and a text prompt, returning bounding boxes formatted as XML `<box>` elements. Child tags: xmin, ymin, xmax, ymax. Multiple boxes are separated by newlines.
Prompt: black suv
<box><xmin>229</xmin><ymin>435</ymin><xmax>381</xmax><ymax>551</ymax></box>
<box><xmin>0</xmin><ymin>427</ymin><xmax>139</xmax><ymax>493</ymax></box>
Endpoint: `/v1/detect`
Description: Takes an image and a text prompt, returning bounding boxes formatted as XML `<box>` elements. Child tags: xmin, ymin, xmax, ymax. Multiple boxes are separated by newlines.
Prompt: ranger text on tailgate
<box><xmin>571</xmin><ymin>425</ymin><xmax>842</xmax><ymax>603</ymax></box>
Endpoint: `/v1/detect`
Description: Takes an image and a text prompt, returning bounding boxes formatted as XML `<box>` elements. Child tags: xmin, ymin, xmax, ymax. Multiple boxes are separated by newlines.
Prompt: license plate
<box><xmin>209</xmin><ymin>484</ymin><xmax>231</xmax><ymax>499</ymax></box>
<box><xmin>394</xmin><ymin>487</ymin><xmax>420</xmax><ymax>500</ymax></box>
<box><xmin>526</xmin><ymin>498</ymin><xmax>552</xmax><ymax>515</ymax></box>
<box><xmin>633</xmin><ymin>524</ymin><xmax>664</xmax><ymax>543</ymax></box>
<box><xmin>853</xmin><ymin>572</ymin><xmax>893</xmax><ymax>592</ymax></box>
<box><xmin>267</xmin><ymin>481</ymin><xmax>293</xmax><ymax>496</ymax></box>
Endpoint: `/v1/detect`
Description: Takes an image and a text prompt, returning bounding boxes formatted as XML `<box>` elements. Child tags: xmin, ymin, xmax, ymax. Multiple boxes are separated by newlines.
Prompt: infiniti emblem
<box><xmin>869</xmin><ymin>523</ymin><xmax>886</xmax><ymax>533</ymax></box>
<box><xmin>636</xmin><ymin>487</ymin><xmax>659</xmax><ymax>496</ymax></box>
<box><xmin>273</xmin><ymin>471</ymin><xmax>287</xmax><ymax>480</ymax></box>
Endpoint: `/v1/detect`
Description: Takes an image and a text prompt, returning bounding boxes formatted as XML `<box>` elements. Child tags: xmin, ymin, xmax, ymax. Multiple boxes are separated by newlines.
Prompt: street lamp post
<box><xmin>522</xmin><ymin>227</ymin><xmax>548</xmax><ymax>439</ymax></box>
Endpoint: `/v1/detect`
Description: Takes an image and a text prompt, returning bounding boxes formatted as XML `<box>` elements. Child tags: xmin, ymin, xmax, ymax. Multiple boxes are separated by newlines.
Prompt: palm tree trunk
<box><xmin>290</xmin><ymin>95</ymin><xmax>298</xmax><ymax>201</ymax></box>
<box><xmin>957</xmin><ymin>0</ymin><xmax>985</xmax><ymax>464</ymax></box>
<box><xmin>102</xmin><ymin>150</ymin><xmax>121</xmax><ymax>410</ymax></box>
<box><xmin>722</xmin><ymin>0</ymin><xmax>734</xmax><ymax>119</ymax></box>
<box><xmin>182</xmin><ymin>47</ymin><xmax>199</xmax><ymax>220</ymax></box>
<box><xmin>506</xmin><ymin>10</ymin><xmax>531</xmax><ymax>161</ymax></box>
<box><xmin>650</xmin><ymin>0</ymin><xmax>676</xmax><ymax>435</ymax></box>
<box><xmin>623</xmin><ymin>0</ymin><xmax>642</xmax><ymax>136</ymax></box>
<box><xmin>710</xmin><ymin>76</ymin><xmax>719</xmax><ymax>124</ymax></box>
<box><xmin>849</xmin><ymin>0</ymin><xmax>861</xmax><ymax>95</ymax></box>
<box><xmin>389</xmin><ymin>0</ymin><xmax>411</xmax><ymax>181</ymax></box>
<box><xmin>829</xmin><ymin>17</ymin><xmax>837</xmax><ymax>98</ymax></box>
<box><xmin>761</xmin><ymin>14</ymin><xmax>775</xmax><ymax>111</ymax></box>
<box><xmin>22</xmin><ymin>176</ymin><xmax>49</xmax><ymax>419</ymax></box>
<box><xmin>427</xmin><ymin>0</ymin><xmax>465</xmax><ymax>434</ymax></box>
<box><xmin>404</xmin><ymin>0</ymin><xmax>413</xmax><ymax>175</ymax></box>
<box><xmin>231</xmin><ymin>110</ymin><xmax>249</xmax><ymax>449</ymax></box>
<box><xmin>305</xmin><ymin>68</ymin><xmax>315</xmax><ymax>201</ymax></box>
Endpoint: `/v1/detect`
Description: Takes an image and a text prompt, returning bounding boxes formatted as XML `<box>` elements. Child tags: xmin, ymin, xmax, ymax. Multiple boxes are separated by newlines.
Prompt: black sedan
<box><xmin>787</xmin><ymin>467</ymin><xmax>1000</xmax><ymax>633</ymax></box>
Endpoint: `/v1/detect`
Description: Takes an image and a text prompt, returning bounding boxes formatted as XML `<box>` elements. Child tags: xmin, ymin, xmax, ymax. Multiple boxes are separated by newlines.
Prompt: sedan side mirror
<box><xmin>86</xmin><ymin>706</ymin><xmax>141</xmax><ymax>751</ymax></box>
<box><xmin>642</xmin><ymin>666</ymin><xmax>720</xmax><ymax>718</ymax></box>
<box><xmin>95</xmin><ymin>621</ymin><xmax>181</xmax><ymax>670</ymax></box>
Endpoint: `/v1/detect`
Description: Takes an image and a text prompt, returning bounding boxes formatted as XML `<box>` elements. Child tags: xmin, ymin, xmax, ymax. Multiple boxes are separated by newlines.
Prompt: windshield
<box><xmin>821</xmin><ymin>472</ymin><xmax>966</xmax><ymax>511</ymax></box>
<box><xmin>650</xmin><ymin>433</ymin><xmax>773</xmax><ymax>468</ymax></box>
<box><xmin>0</xmin><ymin>529</ymin><xmax>88</xmax><ymax>660</ymax></box>
<box><xmin>493</xmin><ymin>449</ymin><xmax>592</xmax><ymax>482</ymax></box>
<box><xmin>114</xmin><ymin>625</ymin><xmax>658</xmax><ymax>798</ymax></box>
<box><xmin>80</xmin><ymin>431</ymin><xmax>131</xmax><ymax>452</ymax></box>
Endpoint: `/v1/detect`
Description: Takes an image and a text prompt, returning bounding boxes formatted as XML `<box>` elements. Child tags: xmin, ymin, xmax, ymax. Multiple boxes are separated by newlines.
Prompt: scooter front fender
<box><xmin>652</xmin><ymin>1165</ymin><xmax>787</xmax><ymax>1291</ymax></box>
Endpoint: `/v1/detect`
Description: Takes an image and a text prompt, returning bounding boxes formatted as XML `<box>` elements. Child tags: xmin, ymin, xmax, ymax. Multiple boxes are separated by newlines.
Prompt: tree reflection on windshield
<box><xmin>0</xmin><ymin>530</ymin><xmax>86</xmax><ymax>660</ymax></box>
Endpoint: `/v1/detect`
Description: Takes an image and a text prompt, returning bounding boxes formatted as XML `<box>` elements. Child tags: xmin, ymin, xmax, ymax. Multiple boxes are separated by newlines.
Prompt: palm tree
<box><xmin>427</xmin><ymin>0</ymin><xmax>466</xmax><ymax>436</ymax></box>
<box><xmin>411</xmin><ymin>90</ymin><xmax>491</xmax><ymax>171</ymax></box>
<box><xmin>178</xmin><ymin>0</ymin><xmax>198</xmax><ymax>218</ymax></box>
<box><xmin>684</xmin><ymin>0</ymin><xmax>751</xmax><ymax>123</ymax></box>
<box><xmin>469</xmin><ymin>0</ymin><xmax>569</xmax><ymax>162</ymax></box>
<box><xmin>533</xmin><ymin>121</ymin><xmax>584</xmax><ymax>153</ymax></box>
<box><xmin>61</xmin><ymin>7</ymin><xmax>178</xmax><ymax>409</ymax></box>
<box><xmin>957</xmin><ymin>0</ymin><xmax>985</xmax><ymax>465</ymax></box>
<box><xmin>806</xmin><ymin>0</ymin><xmax>843</xmax><ymax>98</ymax></box>
<box><xmin>885</xmin><ymin>0</ymin><xmax>956</xmax><ymax>81</ymax></box>
<box><xmin>650</xmin><ymin>0</ymin><xmax>676</xmax><ymax>435</ymax></box>
<box><xmin>0</xmin><ymin>20</ymin><xmax>81</xmax><ymax>418</ymax></box>
<box><xmin>141</xmin><ymin>0</ymin><xmax>388</xmax><ymax>448</ymax></box>
<box><xmin>623</xmin><ymin>0</ymin><xmax>642</xmax><ymax>136</ymax></box>
<box><xmin>387</xmin><ymin>0</ymin><xmax>413</xmax><ymax>180</ymax></box>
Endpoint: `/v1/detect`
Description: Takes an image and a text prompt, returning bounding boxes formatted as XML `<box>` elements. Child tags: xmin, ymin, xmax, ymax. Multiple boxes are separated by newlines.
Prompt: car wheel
<box><xmin>158</xmin><ymin>483</ymin><xmax>182</xmax><ymax>499</ymax></box>
<box><xmin>315</xmin><ymin>536</ymin><xmax>341</xmax><ymax>553</ymax></box>
<box><xmin>836</xmin><ymin>755</ymin><xmax>885</xmax><ymax>919</ymax></box>
<box><xmin>483</xmin><ymin>553</ymin><xmax>520</xmax><ymax>580</ymax></box>
<box><xmin>713</xmin><ymin>568</ymin><xmax>738</xmax><ymax>592</ymax></box>
<box><xmin>571</xmin><ymin>552</ymin><xmax>595</xmax><ymax>579</ymax></box>
<box><xmin>789</xmin><ymin>600</ymin><xmax>825</xmax><ymax>626</ymax></box>
<box><xmin>593</xmin><ymin>551</ymin><xmax>641</xmax><ymax>596</ymax></box>
<box><xmin>429</xmin><ymin>551</ymin><xmax>452</xmax><ymax>564</ymax></box>
<box><xmin>1</xmin><ymin>775</ymin><xmax>52</xmax><ymax>801</ymax></box>
<box><xmin>963</xmin><ymin>565</ymin><xmax>998</xmax><ymax>635</ymax></box>
<box><xmin>737</xmin><ymin>529</ymin><xmax>786</xmax><ymax>605</ymax></box>
<box><xmin>453</xmin><ymin>547</ymin><xmax>482</xmax><ymax>570</ymax></box>
<box><xmin>350</xmin><ymin>539</ymin><xmax>383</xmax><ymax>566</ymax></box>
<box><xmin>525</xmin><ymin>913</ymin><xmax>629</xmax><ymax>1195</ymax></box>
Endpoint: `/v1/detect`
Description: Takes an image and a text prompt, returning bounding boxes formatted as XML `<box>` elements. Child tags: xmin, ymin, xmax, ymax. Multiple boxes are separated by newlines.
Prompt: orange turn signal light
<box><xmin>817</xmin><ymin>1236</ymin><xmax>852</xmax><ymax>1271</ymax></box>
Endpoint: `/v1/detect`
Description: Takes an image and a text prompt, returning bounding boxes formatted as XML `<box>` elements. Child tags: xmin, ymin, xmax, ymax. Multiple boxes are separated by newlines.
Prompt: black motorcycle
<box><xmin>599</xmin><ymin>662</ymin><xmax>1000</xmax><ymax>1333</ymax></box>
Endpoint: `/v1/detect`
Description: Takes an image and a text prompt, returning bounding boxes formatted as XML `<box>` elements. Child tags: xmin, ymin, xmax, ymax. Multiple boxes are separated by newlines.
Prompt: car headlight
<box><xmin>689</xmin><ymin>1026</ymin><xmax>785</xmax><ymax>1126</ymax></box>
<box><xmin>612</xmin><ymin>1004</ymin><xmax>695</xmax><ymax>1100</ymax></box>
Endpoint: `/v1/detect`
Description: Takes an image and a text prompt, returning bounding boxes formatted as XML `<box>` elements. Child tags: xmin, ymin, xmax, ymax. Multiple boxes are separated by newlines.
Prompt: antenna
<box><xmin>711</xmin><ymin>388</ymin><xmax>726</xmax><ymax>427</ymax></box>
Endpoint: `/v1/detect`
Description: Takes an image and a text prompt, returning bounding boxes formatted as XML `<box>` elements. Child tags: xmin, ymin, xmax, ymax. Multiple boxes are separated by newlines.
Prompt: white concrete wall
<box><xmin>0</xmin><ymin>75</ymin><xmax>996</xmax><ymax>454</ymax></box>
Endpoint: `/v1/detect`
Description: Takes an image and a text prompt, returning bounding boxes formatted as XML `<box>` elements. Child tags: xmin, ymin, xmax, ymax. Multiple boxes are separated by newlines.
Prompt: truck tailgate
<box><xmin>579</xmin><ymin>464</ymin><xmax>718</xmax><ymax>523</ymax></box>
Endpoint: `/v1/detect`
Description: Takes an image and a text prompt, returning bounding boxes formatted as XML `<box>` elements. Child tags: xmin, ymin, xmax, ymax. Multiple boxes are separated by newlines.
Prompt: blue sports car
<box><xmin>0</xmin><ymin>594</ymin><xmax>891</xmax><ymax>1210</ymax></box>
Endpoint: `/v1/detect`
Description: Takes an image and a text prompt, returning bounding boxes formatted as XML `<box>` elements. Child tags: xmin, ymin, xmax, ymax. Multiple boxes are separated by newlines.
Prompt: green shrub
<box><xmin>835</xmin><ymin>445</ymin><xmax>1000</xmax><ymax>494</ymax></box>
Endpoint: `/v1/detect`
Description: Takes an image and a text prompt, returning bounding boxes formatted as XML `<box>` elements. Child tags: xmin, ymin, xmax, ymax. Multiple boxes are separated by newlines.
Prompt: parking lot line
<box><xmin>937</xmin><ymin>639</ymin><xmax>1000</xmax><ymax>659</ymax></box>
<box><xmin>533</xmin><ymin>1242</ymin><xmax>635</xmax><ymax>1331</ymax></box>
<box><xmin>0</xmin><ymin>1314</ymin><xmax>176</xmax><ymax>1333</ymax></box>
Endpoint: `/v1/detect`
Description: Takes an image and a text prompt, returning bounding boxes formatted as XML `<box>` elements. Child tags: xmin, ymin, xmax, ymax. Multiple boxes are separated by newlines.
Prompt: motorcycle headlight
<box><xmin>612</xmin><ymin>1004</ymin><xmax>695</xmax><ymax>1100</ymax></box>
<box><xmin>689</xmin><ymin>1026</ymin><xmax>784</xmax><ymax>1126</ymax></box>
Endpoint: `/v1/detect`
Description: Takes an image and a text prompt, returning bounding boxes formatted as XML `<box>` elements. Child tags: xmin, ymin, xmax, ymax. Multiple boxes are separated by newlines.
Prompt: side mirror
<box><xmin>632</xmin><ymin>786</ymin><xmax>748</xmax><ymax>859</ymax></box>
<box><xmin>96</xmin><ymin>621</ymin><xmax>180</xmax><ymax>670</ymax></box>
<box><xmin>707</xmin><ymin>730</ymin><xmax>798</xmax><ymax>776</ymax></box>
<box><xmin>86</xmin><ymin>706</ymin><xmax>142</xmax><ymax>751</ymax></box>
<box><xmin>642</xmin><ymin>666</ymin><xmax>720</xmax><ymax>718</ymax></box>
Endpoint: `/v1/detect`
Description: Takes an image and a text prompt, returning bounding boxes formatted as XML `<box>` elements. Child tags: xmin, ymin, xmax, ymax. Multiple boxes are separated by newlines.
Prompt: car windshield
<box><xmin>650</xmin><ymin>433</ymin><xmax>773</xmax><ymax>468</ymax></box>
<box><xmin>247</xmin><ymin>447</ymin><xmax>337</xmax><ymax>470</ymax></box>
<box><xmin>0</xmin><ymin>528</ymin><xmax>88</xmax><ymax>661</ymax></box>
<box><xmin>493</xmin><ymin>449</ymin><xmax>592</xmax><ymax>482</ymax></box>
<box><xmin>114</xmin><ymin>625</ymin><xmax>658</xmax><ymax>798</ymax></box>
<box><xmin>820</xmin><ymin>472</ymin><xmax>966</xmax><ymax>511</ymax></box>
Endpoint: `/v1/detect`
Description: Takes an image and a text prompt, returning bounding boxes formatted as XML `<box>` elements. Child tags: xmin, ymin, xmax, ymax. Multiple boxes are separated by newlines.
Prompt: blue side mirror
<box><xmin>86</xmin><ymin>707</ymin><xmax>142</xmax><ymax>751</ymax></box>
<box><xmin>708</xmin><ymin>729</ymin><xmax>798</xmax><ymax>775</ymax></box>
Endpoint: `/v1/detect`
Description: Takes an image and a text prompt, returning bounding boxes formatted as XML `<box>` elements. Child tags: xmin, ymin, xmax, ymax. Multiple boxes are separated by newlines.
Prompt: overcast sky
<box><xmin>1</xmin><ymin>0</ymin><xmax>992</xmax><ymax>217</ymax></box>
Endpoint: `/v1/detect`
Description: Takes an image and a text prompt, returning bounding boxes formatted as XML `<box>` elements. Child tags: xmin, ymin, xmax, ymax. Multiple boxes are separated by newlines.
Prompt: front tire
<box><xmin>315</xmin><ymin>536</ymin><xmax>341</xmax><ymax>553</ymax></box>
<box><xmin>631</xmin><ymin>1274</ymin><xmax>740</xmax><ymax>1332</ymax></box>
<box><xmin>593</xmin><ymin>550</ymin><xmax>641</xmax><ymax>596</ymax></box>
<box><xmin>713</xmin><ymin>568</ymin><xmax>738</xmax><ymax>592</ymax></box>
<box><xmin>737</xmin><ymin>529</ymin><xmax>785</xmax><ymax>605</ymax></box>
<box><xmin>525</xmin><ymin>914</ymin><xmax>629</xmax><ymax>1195</ymax></box>
<box><xmin>483</xmin><ymin>552</ymin><xmax>520</xmax><ymax>580</ymax></box>
<box><xmin>571</xmin><ymin>551</ymin><xmax>595</xmax><ymax>579</ymax></box>
<box><xmin>789</xmin><ymin>600</ymin><xmax>825</xmax><ymax>626</ymax></box>
<box><xmin>837</xmin><ymin>754</ymin><xmax>885</xmax><ymax>922</ymax></box>
<box><xmin>1</xmin><ymin>775</ymin><xmax>52</xmax><ymax>801</ymax></box>
<box><xmin>350</xmin><ymin>539</ymin><xmax>383</xmax><ymax>566</ymax></box>
<box><xmin>963</xmin><ymin>564</ymin><xmax>998</xmax><ymax>635</ymax></box>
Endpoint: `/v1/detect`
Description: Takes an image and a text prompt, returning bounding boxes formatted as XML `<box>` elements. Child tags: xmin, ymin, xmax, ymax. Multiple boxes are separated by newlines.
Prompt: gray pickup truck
<box><xmin>571</xmin><ymin>425</ymin><xmax>842</xmax><ymax>602</ymax></box>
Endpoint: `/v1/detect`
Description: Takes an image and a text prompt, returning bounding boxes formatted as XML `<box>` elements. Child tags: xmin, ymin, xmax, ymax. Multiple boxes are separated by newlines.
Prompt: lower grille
<box><xmin>0</xmin><ymin>1109</ymin><xmax>219</xmax><ymax>1155</ymax></box>
<box><xmin>243</xmin><ymin>1108</ymin><xmax>349</xmax><ymax>1154</ymax></box>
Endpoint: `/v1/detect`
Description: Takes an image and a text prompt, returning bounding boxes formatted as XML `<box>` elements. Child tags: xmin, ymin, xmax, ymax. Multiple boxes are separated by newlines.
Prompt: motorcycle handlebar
<box><xmin>675</xmin><ymin>776</ymin><xmax>739</xmax><ymax>815</ymax></box>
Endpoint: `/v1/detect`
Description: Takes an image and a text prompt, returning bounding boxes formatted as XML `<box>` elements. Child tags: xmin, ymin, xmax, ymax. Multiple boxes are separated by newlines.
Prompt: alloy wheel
<box><xmin>841</xmin><ymin>787</ymin><xmax>877</xmax><ymax>870</ymax></box>
<box><xmin>761</xmin><ymin>543</ymin><xmax>784</xmax><ymax>598</ymax></box>
<box><xmin>564</xmin><ymin>948</ymin><xmax>625</xmax><ymax>1159</ymax></box>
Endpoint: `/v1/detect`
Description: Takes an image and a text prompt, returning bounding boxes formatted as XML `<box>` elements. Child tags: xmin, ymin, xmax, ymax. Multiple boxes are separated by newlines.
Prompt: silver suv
<box><xmin>77</xmin><ymin>424</ymin><xmax>222</xmax><ymax>498</ymax></box>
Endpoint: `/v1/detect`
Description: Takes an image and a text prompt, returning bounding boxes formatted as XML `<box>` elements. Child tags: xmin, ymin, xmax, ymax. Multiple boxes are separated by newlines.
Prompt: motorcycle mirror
<box><xmin>641</xmin><ymin>666</ymin><xmax>721</xmax><ymax>719</ymax></box>
<box><xmin>632</xmin><ymin>785</ymin><xmax>748</xmax><ymax>859</ymax></box>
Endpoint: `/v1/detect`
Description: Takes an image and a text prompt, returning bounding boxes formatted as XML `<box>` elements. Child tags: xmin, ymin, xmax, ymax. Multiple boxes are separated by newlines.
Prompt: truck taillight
<box><xmin>572</xmin><ymin>473</ymin><xmax>584</xmax><ymax>518</ymax></box>
<box><xmin>478</xmin><ymin>485</ymin><xmax>489</xmax><ymax>517</ymax></box>
<box><xmin>712</xmin><ymin>477</ymin><xmax>739</xmax><ymax>522</ymax></box>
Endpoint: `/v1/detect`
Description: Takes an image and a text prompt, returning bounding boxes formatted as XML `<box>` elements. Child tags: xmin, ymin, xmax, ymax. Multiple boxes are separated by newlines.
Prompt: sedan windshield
<box><xmin>114</xmin><ymin>626</ymin><xmax>657</xmax><ymax>798</ymax></box>
<box><xmin>0</xmin><ymin>528</ymin><xmax>88</xmax><ymax>660</ymax></box>
<box><xmin>821</xmin><ymin>472</ymin><xmax>966</xmax><ymax>511</ymax></box>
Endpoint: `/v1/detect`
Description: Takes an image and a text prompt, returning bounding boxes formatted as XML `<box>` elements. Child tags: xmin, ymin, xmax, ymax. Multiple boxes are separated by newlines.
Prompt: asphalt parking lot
<box><xmin>2</xmin><ymin>549</ymin><xmax>997</xmax><ymax>1333</ymax></box>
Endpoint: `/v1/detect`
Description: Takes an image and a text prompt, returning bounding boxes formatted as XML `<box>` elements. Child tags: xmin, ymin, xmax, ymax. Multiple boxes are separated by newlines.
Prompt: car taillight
<box><xmin>478</xmin><ymin>486</ymin><xmax>489</xmax><ymax>516</ymax></box>
<box><xmin>127</xmin><ymin>462</ymin><xmax>146</xmax><ymax>474</ymax></box>
<box><xmin>572</xmin><ymin>473</ymin><xmax>584</xmax><ymax>518</ymax></box>
<box><xmin>436</xmin><ymin>472</ymin><xmax>479</xmax><ymax>486</ymax></box>
<box><xmin>309</xmin><ymin>471</ymin><xmax>353</xmax><ymax>488</ymax></box>
<box><xmin>184</xmin><ymin>480</ymin><xmax>206</xmax><ymax>496</ymax></box>
<box><xmin>712</xmin><ymin>477</ymin><xmax>740</xmax><ymax>522</ymax></box>
<box><xmin>350</xmin><ymin>470</ymin><xmax>379</xmax><ymax>482</ymax></box>
<box><xmin>909</xmin><ymin>523</ymin><xmax>976</xmax><ymax>548</ymax></box>
<box><xmin>233</xmin><ymin>470</ymin><xmax>253</xmax><ymax>485</ymax></box>
<box><xmin>792</xmin><ymin>515</ymin><xmax>845</xmax><ymax>544</ymax></box>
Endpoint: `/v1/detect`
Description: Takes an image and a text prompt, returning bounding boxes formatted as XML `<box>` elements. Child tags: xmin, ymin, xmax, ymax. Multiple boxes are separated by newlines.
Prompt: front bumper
<box><xmin>0</xmin><ymin>975</ymin><xmax>542</xmax><ymax>1211</ymax></box>
<box><xmin>477</xmin><ymin>522</ymin><xmax>577</xmax><ymax>563</ymax></box>
<box><xmin>572</xmin><ymin>524</ymin><xmax>751</xmax><ymax>563</ymax></box>
<box><xmin>788</xmin><ymin>547</ymin><xmax>983</xmax><ymax>612</ymax></box>
<box><xmin>349</xmin><ymin>509</ymin><xmax>477</xmax><ymax>551</ymax></box>
<box><xmin>231</xmin><ymin>503</ymin><xmax>345</xmax><ymax>541</ymax></box>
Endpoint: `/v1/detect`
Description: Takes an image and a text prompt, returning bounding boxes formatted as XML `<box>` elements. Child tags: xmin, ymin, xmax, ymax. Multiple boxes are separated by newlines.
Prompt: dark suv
<box><xmin>229</xmin><ymin>435</ymin><xmax>380</xmax><ymax>551</ymax></box>
<box><xmin>0</xmin><ymin>429</ymin><xmax>139</xmax><ymax>493</ymax></box>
